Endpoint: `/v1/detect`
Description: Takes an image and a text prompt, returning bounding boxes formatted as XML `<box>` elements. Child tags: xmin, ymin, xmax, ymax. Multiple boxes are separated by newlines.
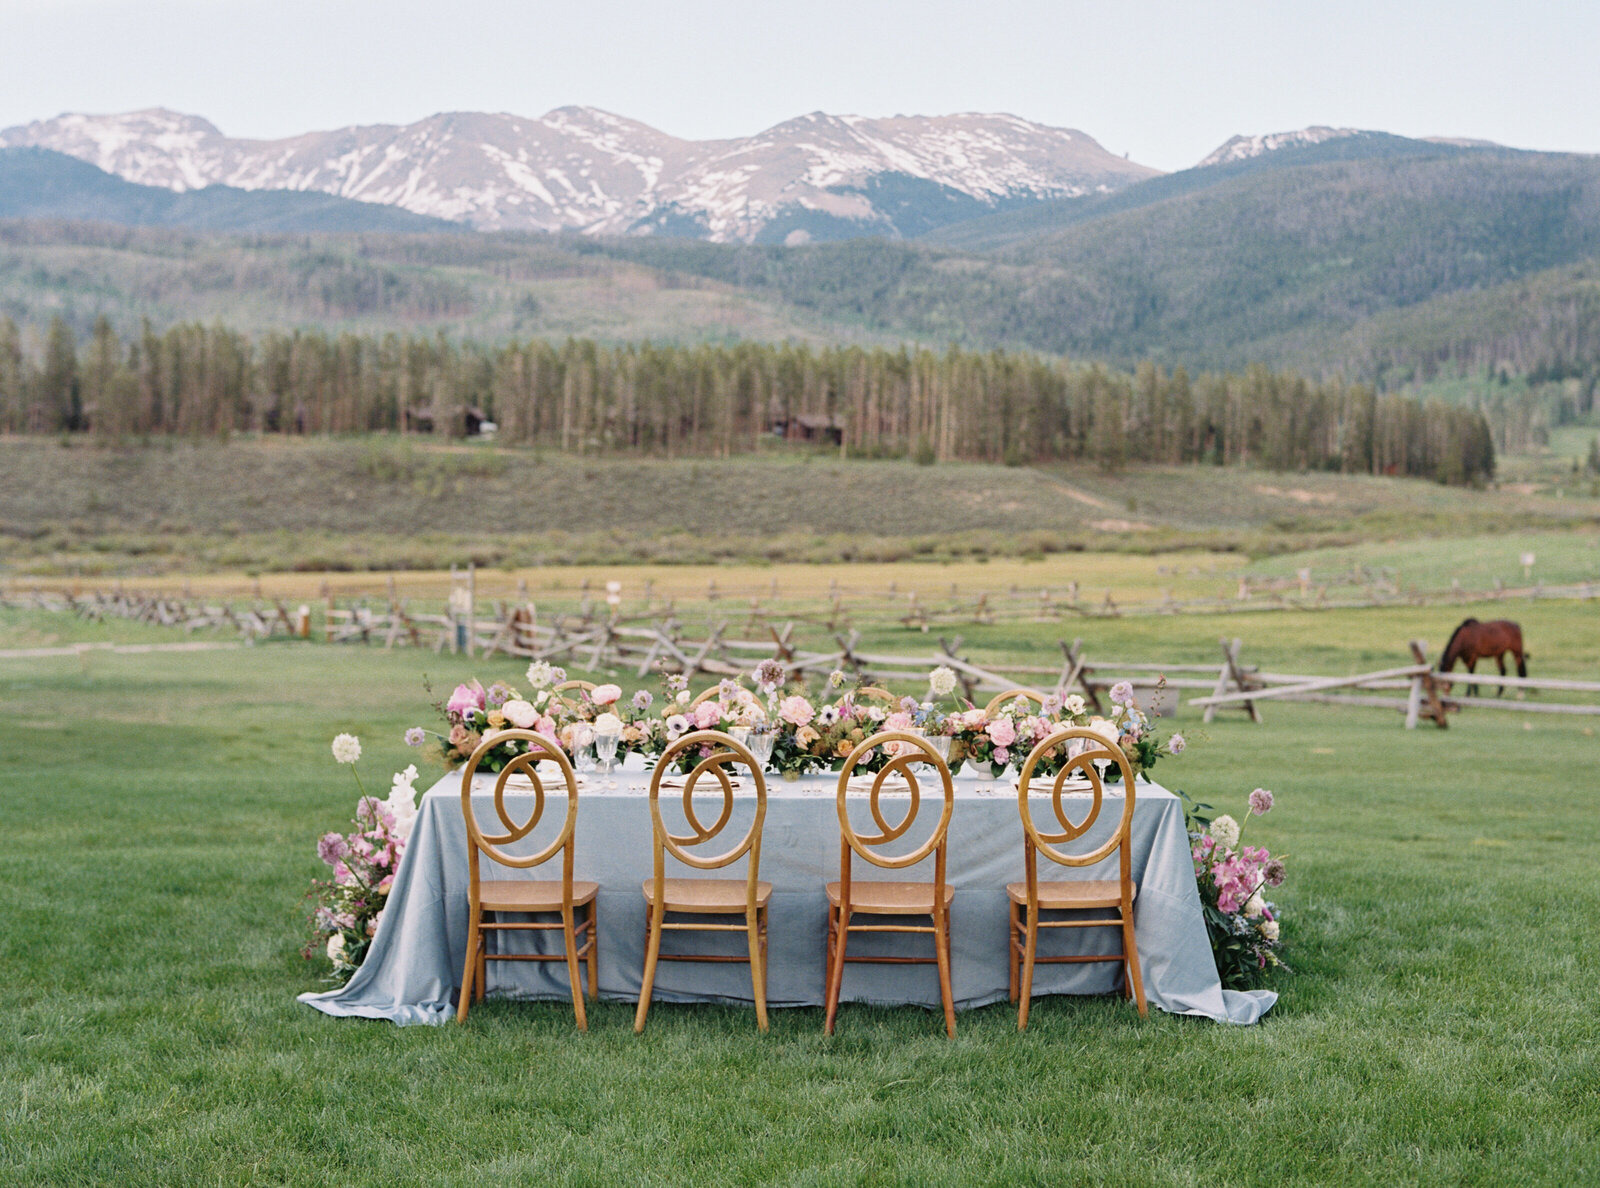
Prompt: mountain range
<box><xmin>0</xmin><ymin>107</ymin><xmax>1156</xmax><ymax>243</ymax></box>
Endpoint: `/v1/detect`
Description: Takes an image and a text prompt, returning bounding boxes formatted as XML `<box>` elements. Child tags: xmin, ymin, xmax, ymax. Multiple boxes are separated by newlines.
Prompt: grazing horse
<box><xmin>1440</xmin><ymin>618</ymin><xmax>1528</xmax><ymax>697</ymax></box>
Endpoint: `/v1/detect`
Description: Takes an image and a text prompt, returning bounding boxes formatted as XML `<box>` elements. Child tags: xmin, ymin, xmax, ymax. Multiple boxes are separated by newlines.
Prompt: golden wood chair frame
<box><xmin>1009</xmin><ymin>726</ymin><xmax>1146</xmax><ymax>1030</ymax></box>
<box><xmin>457</xmin><ymin>730</ymin><xmax>597</xmax><ymax>1029</ymax></box>
<box><xmin>984</xmin><ymin>688</ymin><xmax>1046</xmax><ymax>716</ymax></box>
<box><xmin>825</xmin><ymin>731</ymin><xmax>957</xmax><ymax>1037</ymax></box>
<box><xmin>635</xmin><ymin>730</ymin><xmax>771</xmax><ymax>1033</ymax></box>
<box><xmin>550</xmin><ymin>678</ymin><xmax>597</xmax><ymax>714</ymax></box>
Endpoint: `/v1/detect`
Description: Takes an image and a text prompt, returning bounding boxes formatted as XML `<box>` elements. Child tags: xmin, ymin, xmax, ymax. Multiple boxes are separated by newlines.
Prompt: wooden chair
<box><xmin>457</xmin><ymin>729</ymin><xmax>597</xmax><ymax>1029</ymax></box>
<box><xmin>550</xmin><ymin>678</ymin><xmax>596</xmax><ymax>713</ymax></box>
<box><xmin>853</xmin><ymin>685</ymin><xmax>900</xmax><ymax>706</ymax></box>
<box><xmin>689</xmin><ymin>685</ymin><xmax>768</xmax><ymax>720</ymax></box>
<box><xmin>825</xmin><ymin>731</ymin><xmax>957</xmax><ymax>1037</ymax></box>
<box><xmin>635</xmin><ymin>730</ymin><xmax>771</xmax><ymax>1033</ymax></box>
<box><xmin>1009</xmin><ymin>726</ymin><xmax>1146</xmax><ymax>1030</ymax></box>
<box><xmin>984</xmin><ymin>688</ymin><xmax>1046</xmax><ymax>716</ymax></box>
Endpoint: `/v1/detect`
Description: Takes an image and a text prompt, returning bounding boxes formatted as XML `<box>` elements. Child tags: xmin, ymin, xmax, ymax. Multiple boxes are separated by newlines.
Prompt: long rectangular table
<box><xmin>300</xmin><ymin>759</ymin><xmax>1276</xmax><ymax>1026</ymax></box>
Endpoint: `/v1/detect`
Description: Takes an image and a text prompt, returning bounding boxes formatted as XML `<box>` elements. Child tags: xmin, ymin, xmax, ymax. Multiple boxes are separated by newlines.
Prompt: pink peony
<box><xmin>779</xmin><ymin>695</ymin><xmax>815</xmax><ymax>727</ymax></box>
<box><xmin>1249</xmin><ymin>787</ymin><xmax>1275</xmax><ymax>816</ymax></box>
<box><xmin>987</xmin><ymin>717</ymin><xmax>1016</xmax><ymax>748</ymax></box>
<box><xmin>500</xmin><ymin>699</ymin><xmax>539</xmax><ymax>729</ymax></box>
<box><xmin>536</xmin><ymin>714</ymin><xmax>557</xmax><ymax>737</ymax></box>
<box><xmin>591</xmin><ymin>684</ymin><xmax>622</xmax><ymax>706</ymax></box>
<box><xmin>694</xmin><ymin>701</ymin><xmax>723</xmax><ymax>730</ymax></box>
<box><xmin>883</xmin><ymin>711</ymin><xmax>914</xmax><ymax>732</ymax></box>
<box><xmin>447</xmin><ymin>681</ymin><xmax>486</xmax><ymax>717</ymax></box>
<box><xmin>993</xmin><ymin>747</ymin><xmax>1010</xmax><ymax>765</ymax></box>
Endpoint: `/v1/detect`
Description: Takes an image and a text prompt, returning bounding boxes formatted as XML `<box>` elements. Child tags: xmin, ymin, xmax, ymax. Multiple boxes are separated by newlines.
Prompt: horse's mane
<box><xmin>1443</xmin><ymin>618</ymin><xmax>1479</xmax><ymax>662</ymax></box>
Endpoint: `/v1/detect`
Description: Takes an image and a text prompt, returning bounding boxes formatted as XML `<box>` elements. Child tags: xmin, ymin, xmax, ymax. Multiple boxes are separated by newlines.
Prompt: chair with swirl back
<box><xmin>852</xmin><ymin>685</ymin><xmax>900</xmax><ymax>706</ymax></box>
<box><xmin>984</xmin><ymin>688</ymin><xmax>1046</xmax><ymax>716</ymax></box>
<box><xmin>550</xmin><ymin>678</ymin><xmax>596</xmax><ymax>714</ymax></box>
<box><xmin>1009</xmin><ymin>726</ymin><xmax>1146</xmax><ymax>1029</ymax></box>
<box><xmin>825</xmin><ymin>731</ymin><xmax>957</xmax><ymax>1037</ymax></box>
<box><xmin>635</xmin><ymin>731</ymin><xmax>771</xmax><ymax>1033</ymax></box>
<box><xmin>457</xmin><ymin>729</ymin><xmax>597</xmax><ymax>1029</ymax></box>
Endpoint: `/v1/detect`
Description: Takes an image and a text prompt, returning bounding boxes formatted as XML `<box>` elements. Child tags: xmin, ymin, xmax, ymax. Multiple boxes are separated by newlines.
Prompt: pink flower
<box><xmin>591</xmin><ymin>684</ymin><xmax>622</xmax><ymax>706</ymax></box>
<box><xmin>694</xmin><ymin>701</ymin><xmax>722</xmax><ymax>730</ymax></box>
<box><xmin>448</xmin><ymin>723</ymin><xmax>469</xmax><ymax>747</ymax></box>
<box><xmin>1249</xmin><ymin>788</ymin><xmax>1275</xmax><ymax>816</ymax></box>
<box><xmin>377</xmin><ymin>875</ymin><xmax>395</xmax><ymax>894</ymax></box>
<box><xmin>447</xmin><ymin>681</ymin><xmax>486</xmax><ymax>717</ymax></box>
<box><xmin>317</xmin><ymin>832</ymin><xmax>348</xmax><ymax>866</ymax></box>
<box><xmin>1109</xmin><ymin>681</ymin><xmax>1135</xmax><ymax>706</ymax></box>
<box><xmin>993</xmin><ymin>747</ymin><xmax>1010</xmax><ymax>765</ymax></box>
<box><xmin>333</xmin><ymin>861</ymin><xmax>355</xmax><ymax>886</ymax></box>
<box><xmin>884</xmin><ymin>710</ymin><xmax>914</xmax><ymax>732</ymax></box>
<box><xmin>535</xmin><ymin>714</ymin><xmax>557</xmax><ymax>737</ymax></box>
<box><xmin>987</xmin><ymin>717</ymin><xmax>1016</xmax><ymax>748</ymax></box>
<box><xmin>779</xmin><ymin>696</ymin><xmax>815</xmax><ymax>727</ymax></box>
<box><xmin>963</xmin><ymin>709</ymin><xmax>988</xmax><ymax>729</ymax></box>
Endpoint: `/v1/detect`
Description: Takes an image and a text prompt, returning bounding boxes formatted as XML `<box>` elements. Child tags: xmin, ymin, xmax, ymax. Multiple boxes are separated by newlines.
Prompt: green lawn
<box><xmin>2</xmin><ymin>612</ymin><xmax>1598</xmax><ymax>1185</ymax></box>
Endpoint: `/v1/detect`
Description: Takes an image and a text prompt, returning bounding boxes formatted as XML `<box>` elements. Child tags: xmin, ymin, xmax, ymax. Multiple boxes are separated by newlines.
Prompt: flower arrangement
<box><xmin>304</xmin><ymin>739</ymin><xmax>422</xmax><ymax>982</ymax></box>
<box><xmin>1181</xmin><ymin>787</ymin><xmax>1289</xmax><ymax>989</ymax></box>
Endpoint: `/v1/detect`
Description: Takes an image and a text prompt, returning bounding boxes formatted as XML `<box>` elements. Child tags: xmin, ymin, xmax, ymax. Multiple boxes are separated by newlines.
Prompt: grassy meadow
<box><xmin>3</xmin><ymin>435</ymin><xmax>1598</xmax><ymax>577</ymax></box>
<box><xmin>2</xmin><ymin>599</ymin><xmax>1599</xmax><ymax>1185</ymax></box>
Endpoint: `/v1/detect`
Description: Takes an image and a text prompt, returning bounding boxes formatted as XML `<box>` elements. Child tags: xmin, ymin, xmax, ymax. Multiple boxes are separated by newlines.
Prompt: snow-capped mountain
<box><xmin>1196</xmin><ymin>126</ymin><xmax>1362</xmax><ymax>169</ymax></box>
<box><xmin>0</xmin><ymin>107</ymin><xmax>1159</xmax><ymax>242</ymax></box>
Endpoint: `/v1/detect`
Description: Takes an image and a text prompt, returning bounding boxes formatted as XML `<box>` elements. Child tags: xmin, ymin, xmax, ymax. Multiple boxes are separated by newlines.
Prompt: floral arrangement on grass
<box><xmin>1181</xmin><ymin>787</ymin><xmax>1288</xmax><ymax>989</ymax></box>
<box><xmin>304</xmin><ymin>737</ymin><xmax>422</xmax><ymax>982</ymax></box>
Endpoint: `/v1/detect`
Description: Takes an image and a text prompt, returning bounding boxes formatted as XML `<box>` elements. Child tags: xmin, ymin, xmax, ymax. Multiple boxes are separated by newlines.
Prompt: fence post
<box><xmin>1408</xmin><ymin>641</ymin><xmax>1448</xmax><ymax>729</ymax></box>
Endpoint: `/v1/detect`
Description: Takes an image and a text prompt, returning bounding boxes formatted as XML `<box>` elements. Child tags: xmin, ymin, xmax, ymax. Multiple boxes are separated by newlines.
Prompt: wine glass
<box><xmin>746</xmin><ymin>727</ymin><xmax>774</xmax><ymax>774</ymax></box>
<box><xmin>572</xmin><ymin>725</ymin><xmax>596</xmax><ymax>782</ymax></box>
<box><xmin>595</xmin><ymin>729</ymin><xmax>620</xmax><ymax>790</ymax></box>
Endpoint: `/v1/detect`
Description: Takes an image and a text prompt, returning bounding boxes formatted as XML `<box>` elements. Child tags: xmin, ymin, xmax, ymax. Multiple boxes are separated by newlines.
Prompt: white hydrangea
<box><xmin>1245</xmin><ymin>891</ymin><xmax>1265</xmax><ymax>917</ymax></box>
<box><xmin>928</xmin><ymin>666</ymin><xmax>958</xmax><ymax>697</ymax></box>
<box><xmin>1209</xmin><ymin>814</ymin><xmax>1241</xmax><ymax>848</ymax></box>
<box><xmin>331</xmin><ymin>734</ymin><xmax>362</xmax><ymax>765</ymax></box>
<box><xmin>525</xmin><ymin>660</ymin><xmax>555</xmax><ymax>689</ymax></box>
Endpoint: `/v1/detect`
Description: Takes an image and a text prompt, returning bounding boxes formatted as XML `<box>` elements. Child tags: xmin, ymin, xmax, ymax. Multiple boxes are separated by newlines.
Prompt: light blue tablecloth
<box><xmin>300</xmin><ymin>759</ymin><xmax>1276</xmax><ymax>1026</ymax></box>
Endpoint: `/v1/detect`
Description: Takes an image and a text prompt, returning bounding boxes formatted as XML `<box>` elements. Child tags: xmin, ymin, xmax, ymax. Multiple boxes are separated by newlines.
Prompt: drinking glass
<box><xmin>573</xmin><ymin>726</ymin><xmax>596</xmax><ymax>780</ymax></box>
<box><xmin>746</xmin><ymin>728</ymin><xmax>774</xmax><ymax>773</ymax></box>
<box><xmin>595</xmin><ymin>730</ymin><xmax>620</xmax><ymax>789</ymax></box>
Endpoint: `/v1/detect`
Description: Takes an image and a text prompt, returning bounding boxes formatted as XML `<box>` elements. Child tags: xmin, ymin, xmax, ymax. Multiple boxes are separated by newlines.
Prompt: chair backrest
<box><xmin>853</xmin><ymin>686</ymin><xmax>899</xmax><ymax>706</ymax></box>
<box><xmin>689</xmin><ymin>685</ymin><xmax>768</xmax><ymax>721</ymax></box>
<box><xmin>459</xmin><ymin>729</ymin><xmax>580</xmax><ymax>902</ymax></box>
<box><xmin>835</xmin><ymin>731</ymin><xmax>955</xmax><ymax>884</ymax></box>
<box><xmin>984</xmin><ymin>688</ymin><xmax>1046</xmax><ymax>716</ymax></box>
<box><xmin>551</xmin><ymin>678</ymin><xmax>596</xmax><ymax>713</ymax></box>
<box><xmin>647</xmin><ymin>730</ymin><xmax>768</xmax><ymax>904</ymax></box>
<box><xmin>1015</xmin><ymin>726</ymin><xmax>1136</xmax><ymax>877</ymax></box>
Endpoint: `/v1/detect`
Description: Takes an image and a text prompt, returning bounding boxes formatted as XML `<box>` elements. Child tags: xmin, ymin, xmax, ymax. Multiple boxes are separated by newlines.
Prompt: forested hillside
<box><xmin>0</xmin><ymin>316</ymin><xmax>1494</xmax><ymax>484</ymax></box>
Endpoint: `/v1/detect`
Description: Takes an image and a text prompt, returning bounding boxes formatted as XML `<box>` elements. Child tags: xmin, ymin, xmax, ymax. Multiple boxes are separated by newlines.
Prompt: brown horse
<box><xmin>1440</xmin><ymin>618</ymin><xmax>1528</xmax><ymax>697</ymax></box>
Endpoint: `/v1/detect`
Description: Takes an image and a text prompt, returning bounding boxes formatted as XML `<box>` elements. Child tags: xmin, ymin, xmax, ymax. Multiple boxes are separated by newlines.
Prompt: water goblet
<box><xmin>746</xmin><ymin>727</ymin><xmax>774</xmax><ymax>773</ymax></box>
<box><xmin>595</xmin><ymin>729</ymin><xmax>620</xmax><ymax>790</ymax></box>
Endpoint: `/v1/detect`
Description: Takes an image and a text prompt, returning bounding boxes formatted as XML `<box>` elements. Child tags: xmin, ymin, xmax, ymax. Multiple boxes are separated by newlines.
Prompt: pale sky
<box><xmin>3</xmin><ymin>0</ymin><xmax>1596</xmax><ymax>172</ymax></box>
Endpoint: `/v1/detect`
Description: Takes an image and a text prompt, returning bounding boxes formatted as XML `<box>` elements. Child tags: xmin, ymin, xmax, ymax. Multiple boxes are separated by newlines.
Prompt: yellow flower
<box><xmin>486</xmin><ymin>710</ymin><xmax>506</xmax><ymax>729</ymax></box>
<box><xmin>796</xmin><ymin>726</ymin><xmax>820</xmax><ymax>747</ymax></box>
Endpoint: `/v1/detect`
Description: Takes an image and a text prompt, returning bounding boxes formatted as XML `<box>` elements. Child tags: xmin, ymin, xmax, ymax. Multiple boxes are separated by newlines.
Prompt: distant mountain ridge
<box><xmin>0</xmin><ymin>106</ymin><xmax>1158</xmax><ymax>243</ymax></box>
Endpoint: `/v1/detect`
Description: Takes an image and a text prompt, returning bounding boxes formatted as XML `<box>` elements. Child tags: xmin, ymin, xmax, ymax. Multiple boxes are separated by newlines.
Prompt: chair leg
<box><xmin>585</xmin><ymin>902</ymin><xmax>599</xmax><ymax>1001</ymax></box>
<box><xmin>1122</xmin><ymin>914</ymin><xmax>1148</xmax><ymax>1019</ymax></box>
<box><xmin>824</xmin><ymin>904</ymin><xmax>850</xmax><ymax>1035</ymax></box>
<box><xmin>1018</xmin><ymin>903</ymin><xmax>1039</xmax><ymax>1032</ymax></box>
<box><xmin>934</xmin><ymin>908</ymin><xmax>956</xmax><ymax>1039</ymax></box>
<box><xmin>562</xmin><ymin>906</ymin><xmax>587</xmax><ymax>1032</ymax></box>
<box><xmin>1007</xmin><ymin>900</ymin><xmax>1020</xmax><ymax>1004</ymax></box>
<box><xmin>747</xmin><ymin>908</ymin><xmax>768</xmax><ymax>1033</ymax></box>
<box><xmin>760</xmin><ymin>905</ymin><xmax>770</xmax><ymax>1002</ymax></box>
<box><xmin>634</xmin><ymin>900</ymin><xmax>665</xmax><ymax>1034</ymax></box>
<box><xmin>476</xmin><ymin>925</ymin><xmax>488</xmax><ymax>1003</ymax></box>
<box><xmin>456</xmin><ymin>916</ymin><xmax>480</xmax><ymax>1024</ymax></box>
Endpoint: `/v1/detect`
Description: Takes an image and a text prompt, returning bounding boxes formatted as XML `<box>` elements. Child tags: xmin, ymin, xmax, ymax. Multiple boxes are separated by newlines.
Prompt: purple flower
<box><xmin>317</xmin><ymin>832</ymin><xmax>349</xmax><ymax>866</ymax></box>
<box><xmin>1249</xmin><ymin>787</ymin><xmax>1275</xmax><ymax>816</ymax></box>
<box><xmin>1166</xmin><ymin>732</ymin><xmax>1186</xmax><ymax>755</ymax></box>
<box><xmin>549</xmin><ymin>666</ymin><xmax>567</xmax><ymax>685</ymax></box>
<box><xmin>632</xmin><ymin>689</ymin><xmax>653</xmax><ymax>711</ymax></box>
<box><xmin>753</xmin><ymin>658</ymin><xmax>785</xmax><ymax>691</ymax></box>
<box><xmin>1109</xmin><ymin>681</ymin><xmax>1135</xmax><ymax>707</ymax></box>
<box><xmin>1263</xmin><ymin>858</ymin><xmax>1287</xmax><ymax>887</ymax></box>
<box><xmin>404</xmin><ymin>726</ymin><xmax>426</xmax><ymax>747</ymax></box>
<box><xmin>993</xmin><ymin>746</ymin><xmax>1010</xmax><ymax>765</ymax></box>
<box><xmin>484</xmin><ymin>682</ymin><xmax>515</xmax><ymax>710</ymax></box>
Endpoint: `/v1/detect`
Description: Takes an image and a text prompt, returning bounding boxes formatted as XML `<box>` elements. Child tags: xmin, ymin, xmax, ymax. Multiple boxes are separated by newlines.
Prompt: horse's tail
<box><xmin>1441</xmin><ymin>618</ymin><xmax>1478</xmax><ymax>670</ymax></box>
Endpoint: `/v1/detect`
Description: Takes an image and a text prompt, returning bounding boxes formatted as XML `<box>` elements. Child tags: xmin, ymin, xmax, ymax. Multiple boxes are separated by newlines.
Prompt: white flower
<box><xmin>605</xmin><ymin>580</ymin><xmax>622</xmax><ymax>596</ymax></box>
<box><xmin>1209</xmin><ymin>814</ymin><xmax>1241</xmax><ymax>848</ymax></box>
<box><xmin>1245</xmin><ymin>891</ymin><xmax>1265</xmax><ymax>917</ymax></box>
<box><xmin>525</xmin><ymin>661</ymin><xmax>555</xmax><ymax>689</ymax></box>
<box><xmin>1087</xmin><ymin>717</ymin><xmax>1116</xmax><ymax>743</ymax></box>
<box><xmin>331</xmin><ymin>734</ymin><xmax>361</xmax><ymax>765</ymax></box>
<box><xmin>1167</xmin><ymin>732</ymin><xmax>1187</xmax><ymax>755</ymax></box>
<box><xmin>665</xmin><ymin>714</ymin><xmax>690</xmax><ymax>738</ymax></box>
<box><xmin>391</xmin><ymin>764</ymin><xmax>419</xmax><ymax>796</ymax></box>
<box><xmin>326</xmin><ymin>934</ymin><xmax>347</xmax><ymax>964</ymax></box>
<box><xmin>866</xmin><ymin>706</ymin><xmax>885</xmax><ymax>722</ymax></box>
<box><xmin>676</xmin><ymin>689</ymin><xmax>691</xmax><ymax>705</ymax></box>
<box><xmin>1064</xmin><ymin>694</ymin><xmax>1086</xmax><ymax>716</ymax></box>
<box><xmin>591</xmin><ymin>684</ymin><xmax>622</xmax><ymax>706</ymax></box>
<box><xmin>928</xmin><ymin>666</ymin><xmax>958</xmax><ymax>697</ymax></box>
<box><xmin>593</xmin><ymin>712</ymin><xmax>623</xmax><ymax>734</ymax></box>
<box><xmin>501</xmin><ymin>699</ymin><xmax>539</xmax><ymax>729</ymax></box>
<box><xmin>1259</xmin><ymin>919</ymin><xmax>1280</xmax><ymax>942</ymax></box>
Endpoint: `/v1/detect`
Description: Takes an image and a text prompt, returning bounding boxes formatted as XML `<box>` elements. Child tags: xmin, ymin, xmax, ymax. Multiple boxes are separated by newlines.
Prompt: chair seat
<box><xmin>641</xmin><ymin>877</ymin><xmax>772</xmax><ymax>913</ymax></box>
<box><xmin>478</xmin><ymin>879</ymin><xmax>598</xmax><ymax>912</ymax></box>
<box><xmin>826</xmin><ymin>880</ymin><xmax>954</xmax><ymax>915</ymax></box>
<box><xmin>1006</xmin><ymin>880</ymin><xmax>1135</xmax><ymax>910</ymax></box>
